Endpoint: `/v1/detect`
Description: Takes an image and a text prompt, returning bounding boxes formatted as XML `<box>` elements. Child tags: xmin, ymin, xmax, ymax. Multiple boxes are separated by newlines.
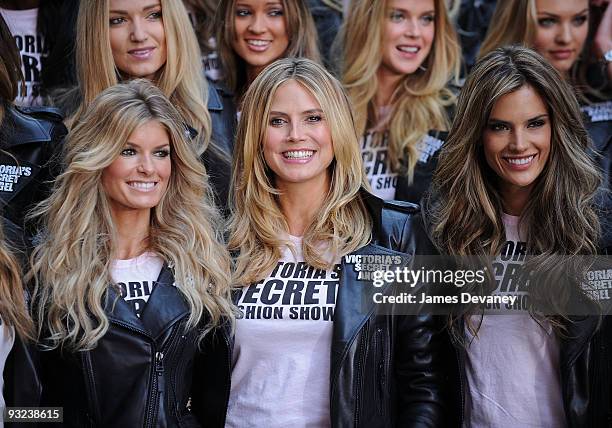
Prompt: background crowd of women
<box><xmin>0</xmin><ymin>0</ymin><xmax>610</xmax><ymax>427</ymax></box>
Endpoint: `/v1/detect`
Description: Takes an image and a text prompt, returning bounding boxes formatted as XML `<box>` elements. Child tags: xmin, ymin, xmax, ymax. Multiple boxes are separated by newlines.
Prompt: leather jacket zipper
<box><xmin>353</xmin><ymin>320</ymin><xmax>369</xmax><ymax>427</ymax></box>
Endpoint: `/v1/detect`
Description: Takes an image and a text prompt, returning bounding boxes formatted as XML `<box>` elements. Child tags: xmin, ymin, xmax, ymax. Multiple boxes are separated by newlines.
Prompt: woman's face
<box><xmin>483</xmin><ymin>85</ymin><xmax>551</xmax><ymax>203</ymax></box>
<box><xmin>108</xmin><ymin>0</ymin><xmax>168</xmax><ymax>80</ymax></box>
<box><xmin>264</xmin><ymin>80</ymin><xmax>333</xmax><ymax>192</ymax></box>
<box><xmin>533</xmin><ymin>0</ymin><xmax>589</xmax><ymax>74</ymax></box>
<box><xmin>379</xmin><ymin>0</ymin><xmax>435</xmax><ymax>79</ymax></box>
<box><xmin>232</xmin><ymin>0</ymin><xmax>289</xmax><ymax>77</ymax></box>
<box><xmin>102</xmin><ymin>120</ymin><xmax>172</xmax><ymax>217</ymax></box>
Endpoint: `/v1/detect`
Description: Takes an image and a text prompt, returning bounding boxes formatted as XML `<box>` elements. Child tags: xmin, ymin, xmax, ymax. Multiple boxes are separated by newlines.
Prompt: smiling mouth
<box><xmin>128</xmin><ymin>181</ymin><xmax>158</xmax><ymax>191</ymax></box>
<box><xmin>503</xmin><ymin>155</ymin><xmax>535</xmax><ymax>166</ymax></box>
<box><xmin>128</xmin><ymin>47</ymin><xmax>155</xmax><ymax>59</ymax></box>
<box><xmin>282</xmin><ymin>150</ymin><xmax>315</xmax><ymax>159</ymax></box>
<box><xmin>397</xmin><ymin>45</ymin><xmax>420</xmax><ymax>54</ymax></box>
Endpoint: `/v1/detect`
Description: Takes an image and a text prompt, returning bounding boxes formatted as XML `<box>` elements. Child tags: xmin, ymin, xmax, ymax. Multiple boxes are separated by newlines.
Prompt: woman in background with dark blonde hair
<box><xmin>338</xmin><ymin>0</ymin><xmax>461</xmax><ymax>203</ymax></box>
<box><xmin>196</xmin><ymin>57</ymin><xmax>452</xmax><ymax>427</ymax></box>
<box><xmin>426</xmin><ymin>45</ymin><xmax>610</xmax><ymax>426</ymax></box>
<box><xmin>33</xmin><ymin>80</ymin><xmax>234</xmax><ymax>427</ymax></box>
<box><xmin>215</xmin><ymin>0</ymin><xmax>320</xmax><ymax>104</ymax></box>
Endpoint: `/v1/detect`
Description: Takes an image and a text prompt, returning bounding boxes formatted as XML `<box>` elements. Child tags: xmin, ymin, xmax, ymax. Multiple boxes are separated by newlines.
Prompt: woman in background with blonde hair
<box><xmin>338</xmin><ymin>0</ymin><xmax>461</xmax><ymax>203</ymax></box>
<box><xmin>55</xmin><ymin>0</ymin><xmax>235</xmax><ymax>210</ymax></box>
<box><xmin>196</xmin><ymin>58</ymin><xmax>452</xmax><ymax>427</ymax></box>
<box><xmin>215</xmin><ymin>0</ymin><xmax>320</xmax><ymax>104</ymax></box>
<box><xmin>33</xmin><ymin>80</ymin><xmax>233</xmax><ymax>427</ymax></box>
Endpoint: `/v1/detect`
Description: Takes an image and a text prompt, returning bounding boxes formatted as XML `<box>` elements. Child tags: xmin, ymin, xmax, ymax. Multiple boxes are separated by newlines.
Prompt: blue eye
<box><xmin>236</xmin><ymin>8</ymin><xmax>251</xmax><ymax>17</ymax></box>
<box><xmin>389</xmin><ymin>10</ymin><xmax>405</xmax><ymax>22</ymax></box>
<box><xmin>268</xmin><ymin>8</ymin><xmax>283</xmax><ymax>17</ymax></box>
<box><xmin>148</xmin><ymin>10</ymin><xmax>162</xmax><ymax>20</ymax></box>
<box><xmin>109</xmin><ymin>16</ymin><xmax>126</xmax><ymax>26</ymax></box>
<box><xmin>270</xmin><ymin>117</ymin><xmax>286</xmax><ymax>126</ymax></box>
<box><xmin>420</xmin><ymin>14</ymin><xmax>435</xmax><ymax>25</ymax></box>
<box><xmin>538</xmin><ymin>18</ymin><xmax>556</xmax><ymax>27</ymax></box>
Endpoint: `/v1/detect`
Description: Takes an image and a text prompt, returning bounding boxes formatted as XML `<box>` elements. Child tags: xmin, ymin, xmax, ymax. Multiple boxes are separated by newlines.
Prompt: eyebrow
<box><xmin>537</xmin><ymin>8</ymin><xmax>588</xmax><ymax>17</ymax></box>
<box><xmin>124</xmin><ymin>142</ymin><xmax>170</xmax><ymax>150</ymax></box>
<box><xmin>389</xmin><ymin>7</ymin><xmax>435</xmax><ymax>14</ymax></box>
<box><xmin>109</xmin><ymin>3</ymin><xmax>161</xmax><ymax>14</ymax></box>
<box><xmin>269</xmin><ymin>109</ymin><xmax>324</xmax><ymax>115</ymax></box>
<box><xmin>488</xmin><ymin>114</ymin><xmax>548</xmax><ymax>124</ymax></box>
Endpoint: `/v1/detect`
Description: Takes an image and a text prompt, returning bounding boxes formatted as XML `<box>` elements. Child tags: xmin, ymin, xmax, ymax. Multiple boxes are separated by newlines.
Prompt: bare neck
<box><xmin>277</xmin><ymin>178</ymin><xmax>330</xmax><ymax>237</ymax></box>
<box><xmin>500</xmin><ymin>185</ymin><xmax>532</xmax><ymax>217</ymax></box>
<box><xmin>111</xmin><ymin>209</ymin><xmax>151</xmax><ymax>260</ymax></box>
<box><xmin>375</xmin><ymin>66</ymin><xmax>403</xmax><ymax>107</ymax></box>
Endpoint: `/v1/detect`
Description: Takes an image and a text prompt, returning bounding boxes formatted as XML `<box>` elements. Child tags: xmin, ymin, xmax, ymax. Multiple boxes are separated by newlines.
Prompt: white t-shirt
<box><xmin>465</xmin><ymin>214</ymin><xmax>566</xmax><ymax>428</ymax></box>
<box><xmin>0</xmin><ymin>322</ymin><xmax>15</xmax><ymax>427</ymax></box>
<box><xmin>226</xmin><ymin>236</ymin><xmax>340</xmax><ymax>428</ymax></box>
<box><xmin>0</xmin><ymin>7</ymin><xmax>47</xmax><ymax>106</ymax></box>
<box><xmin>110</xmin><ymin>252</ymin><xmax>164</xmax><ymax>317</ymax></box>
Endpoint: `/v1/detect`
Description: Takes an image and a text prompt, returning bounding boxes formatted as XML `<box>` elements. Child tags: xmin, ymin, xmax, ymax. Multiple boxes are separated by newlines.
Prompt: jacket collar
<box><xmin>0</xmin><ymin>106</ymin><xmax>52</xmax><ymax>147</ymax></box>
<box><xmin>207</xmin><ymin>81</ymin><xmax>223</xmax><ymax>111</ymax></box>
<box><xmin>104</xmin><ymin>264</ymin><xmax>190</xmax><ymax>340</ymax></box>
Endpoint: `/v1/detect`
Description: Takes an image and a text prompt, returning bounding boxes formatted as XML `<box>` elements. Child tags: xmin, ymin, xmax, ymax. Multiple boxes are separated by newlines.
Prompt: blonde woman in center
<box><xmin>195</xmin><ymin>58</ymin><xmax>453</xmax><ymax>427</ymax></box>
<box><xmin>338</xmin><ymin>0</ymin><xmax>461</xmax><ymax>203</ymax></box>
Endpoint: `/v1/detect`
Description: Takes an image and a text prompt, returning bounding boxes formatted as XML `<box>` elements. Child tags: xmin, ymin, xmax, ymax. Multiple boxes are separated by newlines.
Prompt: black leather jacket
<box><xmin>0</xmin><ymin>104</ymin><xmax>66</xmax><ymax>235</ymax></box>
<box><xmin>194</xmin><ymin>192</ymin><xmax>451</xmax><ymax>427</ymax></box>
<box><xmin>39</xmin><ymin>267</ymin><xmax>219</xmax><ymax>427</ymax></box>
<box><xmin>583</xmin><ymin>101</ymin><xmax>612</xmax><ymax>192</ymax></box>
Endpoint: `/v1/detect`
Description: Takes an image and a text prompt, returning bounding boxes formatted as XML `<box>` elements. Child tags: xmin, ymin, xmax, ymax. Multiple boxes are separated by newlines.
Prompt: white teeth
<box><xmin>247</xmin><ymin>40</ymin><xmax>269</xmax><ymax>46</ymax></box>
<box><xmin>283</xmin><ymin>150</ymin><xmax>314</xmax><ymax>159</ymax></box>
<box><xmin>129</xmin><ymin>182</ymin><xmax>156</xmax><ymax>189</ymax></box>
<box><xmin>506</xmin><ymin>155</ymin><xmax>534</xmax><ymax>165</ymax></box>
<box><xmin>398</xmin><ymin>46</ymin><xmax>419</xmax><ymax>53</ymax></box>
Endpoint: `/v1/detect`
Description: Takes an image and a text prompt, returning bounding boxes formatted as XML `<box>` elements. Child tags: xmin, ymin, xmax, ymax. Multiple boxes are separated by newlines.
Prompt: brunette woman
<box><xmin>338</xmin><ymin>0</ymin><xmax>461</xmax><ymax>203</ymax></box>
<box><xmin>215</xmin><ymin>0</ymin><xmax>320</xmax><ymax>104</ymax></box>
<box><xmin>426</xmin><ymin>45</ymin><xmax>611</xmax><ymax>426</ymax></box>
<box><xmin>479</xmin><ymin>0</ymin><xmax>612</xmax><ymax>190</ymax></box>
<box><xmin>32</xmin><ymin>80</ymin><xmax>234</xmax><ymax>426</ymax></box>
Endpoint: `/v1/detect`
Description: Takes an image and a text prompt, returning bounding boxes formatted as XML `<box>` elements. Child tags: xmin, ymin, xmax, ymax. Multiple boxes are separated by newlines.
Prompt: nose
<box><xmin>287</xmin><ymin>121</ymin><xmax>305</xmax><ymax>143</ymax></box>
<box><xmin>405</xmin><ymin>18</ymin><xmax>422</xmax><ymax>38</ymax></box>
<box><xmin>137</xmin><ymin>154</ymin><xmax>155</xmax><ymax>174</ymax></box>
<box><xmin>130</xmin><ymin>18</ymin><xmax>148</xmax><ymax>43</ymax></box>
<box><xmin>509</xmin><ymin>129</ymin><xmax>529</xmax><ymax>152</ymax></box>
<box><xmin>247</xmin><ymin>13</ymin><xmax>266</xmax><ymax>34</ymax></box>
<box><xmin>555</xmin><ymin>23</ymin><xmax>572</xmax><ymax>45</ymax></box>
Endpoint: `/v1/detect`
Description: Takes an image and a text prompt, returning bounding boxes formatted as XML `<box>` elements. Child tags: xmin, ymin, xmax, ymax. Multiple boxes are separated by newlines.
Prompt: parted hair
<box><xmin>228</xmin><ymin>58</ymin><xmax>372</xmax><ymax>285</ymax></box>
<box><xmin>338</xmin><ymin>0</ymin><xmax>461</xmax><ymax>182</ymax></box>
<box><xmin>71</xmin><ymin>0</ymin><xmax>212</xmax><ymax>155</ymax></box>
<box><xmin>215</xmin><ymin>0</ymin><xmax>321</xmax><ymax>98</ymax></box>
<box><xmin>428</xmin><ymin>46</ymin><xmax>601</xmax><ymax>324</ymax></box>
<box><xmin>31</xmin><ymin>80</ymin><xmax>233</xmax><ymax>351</ymax></box>
<box><xmin>0</xmin><ymin>14</ymin><xmax>34</xmax><ymax>340</ymax></box>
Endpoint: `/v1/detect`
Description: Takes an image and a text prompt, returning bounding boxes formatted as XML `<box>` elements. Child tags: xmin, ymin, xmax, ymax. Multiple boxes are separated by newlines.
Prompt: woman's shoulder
<box><xmin>1</xmin><ymin>104</ymin><xmax>67</xmax><ymax>146</ymax></box>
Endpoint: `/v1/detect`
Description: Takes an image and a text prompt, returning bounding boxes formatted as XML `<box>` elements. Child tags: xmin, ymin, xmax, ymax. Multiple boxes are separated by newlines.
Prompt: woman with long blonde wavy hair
<box><xmin>32</xmin><ymin>79</ymin><xmax>234</xmax><ymax>427</ymax></box>
<box><xmin>338</xmin><ymin>0</ymin><xmax>461</xmax><ymax>203</ymax></box>
<box><xmin>195</xmin><ymin>58</ymin><xmax>452</xmax><ymax>427</ymax></box>
<box><xmin>54</xmin><ymin>0</ymin><xmax>236</xmax><ymax>210</ymax></box>
<box><xmin>425</xmin><ymin>46</ymin><xmax>611</xmax><ymax>426</ymax></box>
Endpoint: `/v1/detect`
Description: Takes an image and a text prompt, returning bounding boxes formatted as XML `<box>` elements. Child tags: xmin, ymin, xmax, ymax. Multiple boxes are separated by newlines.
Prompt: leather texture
<box><xmin>194</xmin><ymin>191</ymin><xmax>452</xmax><ymax>427</ymax></box>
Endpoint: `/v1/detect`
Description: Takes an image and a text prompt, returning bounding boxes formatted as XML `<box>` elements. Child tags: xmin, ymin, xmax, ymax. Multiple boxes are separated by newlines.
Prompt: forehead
<box><xmin>535</xmin><ymin>0</ymin><xmax>589</xmax><ymax>15</ymax></box>
<box><xmin>387</xmin><ymin>0</ymin><xmax>435</xmax><ymax>12</ymax></box>
<box><xmin>235</xmin><ymin>0</ymin><xmax>284</xmax><ymax>7</ymax></box>
<box><xmin>109</xmin><ymin>0</ymin><xmax>161</xmax><ymax>11</ymax></box>
<box><xmin>270</xmin><ymin>80</ymin><xmax>322</xmax><ymax>110</ymax></box>
<box><xmin>126</xmin><ymin>120</ymin><xmax>170</xmax><ymax>145</ymax></box>
<box><xmin>489</xmin><ymin>85</ymin><xmax>548</xmax><ymax>119</ymax></box>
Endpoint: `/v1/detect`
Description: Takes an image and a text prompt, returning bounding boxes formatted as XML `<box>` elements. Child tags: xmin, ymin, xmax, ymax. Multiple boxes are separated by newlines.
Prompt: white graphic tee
<box><xmin>465</xmin><ymin>214</ymin><xmax>565</xmax><ymax>428</ymax></box>
<box><xmin>226</xmin><ymin>236</ymin><xmax>340</xmax><ymax>428</ymax></box>
<box><xmin>0</xmin><ymin>8</ymin><xmax>47</xmax><ymax>106</ymax></box>
<box><xmin>110</xmin><ymin>252</ymin><xmax>164</xmax><ymax>317</ymax></box>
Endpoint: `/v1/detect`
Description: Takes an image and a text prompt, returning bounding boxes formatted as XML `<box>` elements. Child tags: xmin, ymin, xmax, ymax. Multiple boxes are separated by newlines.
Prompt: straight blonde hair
<box><xmin>72</xmin><ymin>0</ymin><xmax>212</xmax><ymax>155</ymax></box>
<box><xmin>229</xmin><ymin>58</ymin><xmax>372</xmax><ymax>285</ymax></box>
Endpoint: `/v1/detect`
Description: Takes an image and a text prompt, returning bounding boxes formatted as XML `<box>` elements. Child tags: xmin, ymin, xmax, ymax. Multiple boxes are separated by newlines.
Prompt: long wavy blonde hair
<box><xmin>215</xmin><ymin>0</ymin><xmax>321</xmax><ymax>98</ymax></box>
<box><xmin>338</xmin><ymin>0</ymin><xmax>461</xmax><ymax>181</ymax></box>
<box><xmin>428</xmin><ymin>46</ymin><xmax>601</xmax><ymax>324</ymax></box>
<box><xmin>31</xmin><ymin>80</ymin><xmax>233</xmax><ymax>351</ymax></box>
<box><xmin>70</xmin><ymin>0</ymin><xmax>212</xmax><ymax>155</ymax></box>
<box><xmin>229</xmin><ymin>58</ymin><xmax>372</xmax><ymax>285</ymax></box>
